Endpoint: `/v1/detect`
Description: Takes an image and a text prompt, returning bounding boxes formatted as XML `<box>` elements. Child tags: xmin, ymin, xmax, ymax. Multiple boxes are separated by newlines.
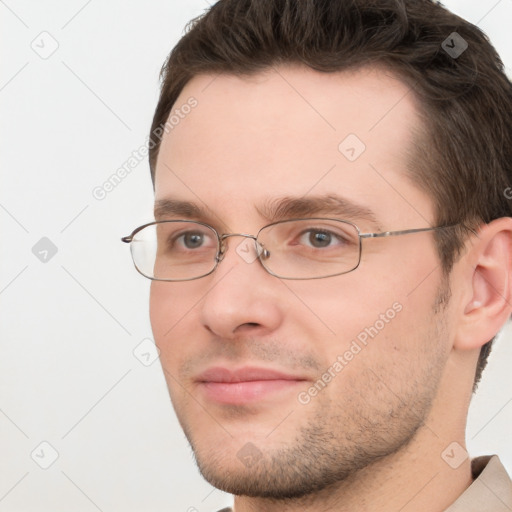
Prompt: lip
<box><xmin>196</xmin><ymin>366</ymin><xmax>308</xmax><ymax>405</ymax></box>
<box><xmin>196</xmin><ymin>366</ymin><xmax>306</xmax><ymax>383</ymax></box>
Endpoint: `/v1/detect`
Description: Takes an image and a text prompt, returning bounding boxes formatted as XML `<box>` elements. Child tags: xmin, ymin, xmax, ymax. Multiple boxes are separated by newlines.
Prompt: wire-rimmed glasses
<box><xmin>121</xmin><ymin>218</ymin><xmax>460</xmax><ymax>281</ymax></box>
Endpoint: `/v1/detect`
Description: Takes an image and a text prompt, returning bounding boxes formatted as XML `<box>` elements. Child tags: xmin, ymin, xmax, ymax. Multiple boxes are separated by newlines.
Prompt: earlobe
<box><xmin>454</xmin><ymin>218</ymin><xmax>512</xmax><ymax>351</ymax></box>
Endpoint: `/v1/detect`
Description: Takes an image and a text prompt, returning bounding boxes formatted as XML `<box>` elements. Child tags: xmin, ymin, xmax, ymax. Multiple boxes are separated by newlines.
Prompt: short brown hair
<box><xmin>149</xmin><ymin>0</ymin><xmax>512</xmax><ymax>391</ymax></box>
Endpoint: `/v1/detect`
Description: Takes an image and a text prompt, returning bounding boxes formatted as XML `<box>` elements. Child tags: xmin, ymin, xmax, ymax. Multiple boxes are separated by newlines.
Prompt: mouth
<box><xmin>195</xmin><ymin>366</ymin><xmax>308</xmax><ymax>405</ymax></box>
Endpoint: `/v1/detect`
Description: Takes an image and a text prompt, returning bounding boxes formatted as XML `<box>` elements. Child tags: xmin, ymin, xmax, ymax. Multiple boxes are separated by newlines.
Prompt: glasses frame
<box><xmin>121</xmin><ymin>218</ymin><xmax>465</xmax><ymax>282</ymax></box>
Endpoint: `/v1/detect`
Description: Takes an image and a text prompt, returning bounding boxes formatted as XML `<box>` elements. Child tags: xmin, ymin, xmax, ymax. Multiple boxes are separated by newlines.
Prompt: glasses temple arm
<box><xmin>359</xmin><ymin>224</ymin><xmax>471</xmax><ymax>239</ymax></box>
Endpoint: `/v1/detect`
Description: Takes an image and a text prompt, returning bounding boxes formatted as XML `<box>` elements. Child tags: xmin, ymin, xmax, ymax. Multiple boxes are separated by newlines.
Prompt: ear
<box><xmin>454</xmin><ymin>217</ymin><xmax>512</xmax><ymax>351</ymax></box>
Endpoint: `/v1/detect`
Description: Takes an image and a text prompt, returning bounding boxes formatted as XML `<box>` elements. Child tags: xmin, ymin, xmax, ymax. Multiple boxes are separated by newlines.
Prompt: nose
<box><xmin>199</xmin><ymin>235</ymin><xmax>283</xmax><ymax>340</ymax></box>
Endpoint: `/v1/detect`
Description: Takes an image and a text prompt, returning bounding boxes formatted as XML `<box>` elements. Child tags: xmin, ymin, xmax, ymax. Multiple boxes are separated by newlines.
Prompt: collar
<box><xmin>444</xmin><ymin>455</ymin><xmax>512</xmax><ymax>511</ymax></box>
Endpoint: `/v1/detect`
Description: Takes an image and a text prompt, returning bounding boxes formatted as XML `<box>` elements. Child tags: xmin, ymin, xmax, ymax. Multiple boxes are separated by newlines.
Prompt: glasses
<box><xmin>121</xmin><ymin>218</ymin><xmax>460</xmax><ymax>281</ymax></box>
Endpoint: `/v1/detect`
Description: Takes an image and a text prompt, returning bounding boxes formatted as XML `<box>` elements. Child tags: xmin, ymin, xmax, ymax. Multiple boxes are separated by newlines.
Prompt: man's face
<box><xmin>150</xmin><ymin>65</ymin><xmax>453</xmax><ymax>498</ymax></box>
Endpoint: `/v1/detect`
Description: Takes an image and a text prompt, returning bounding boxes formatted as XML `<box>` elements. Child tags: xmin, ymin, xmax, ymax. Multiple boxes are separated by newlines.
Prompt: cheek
<box><xmin>150</xmin><ymin>281</ymin><xmax>203</xmax><ymax>334</ymax></box>
<box><xmin>283</xmin><ymin>255</ymin><xmax>442</xmax><ymax>357</ymax></box>
<box><xmin>149</xmin><ymin>282</ymin><xmax>171</xmax><ymax>344</ymax></box>
<box><xmin>149</xmin><ymin>282</ymin><xmax>170</xmax><ymax>338</ymax></box>
<box><xmin>149</xmin><ymin>282</ymin><xmax>201</xmax><ymax>367</ymax></box>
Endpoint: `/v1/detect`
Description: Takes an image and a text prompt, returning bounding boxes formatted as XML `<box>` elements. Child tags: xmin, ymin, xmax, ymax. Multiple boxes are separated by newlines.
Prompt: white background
<box><xmin>1</xmin><ymin>1</ymin><xmax>511</xmax><ymax>511</ymax></box>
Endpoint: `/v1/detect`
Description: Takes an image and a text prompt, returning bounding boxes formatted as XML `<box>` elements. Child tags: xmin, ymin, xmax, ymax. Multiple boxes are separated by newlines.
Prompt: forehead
<box><xmin>154</xmin><ymin>64</ymin><xmax>433</xmax><ymax>229</ymax></box>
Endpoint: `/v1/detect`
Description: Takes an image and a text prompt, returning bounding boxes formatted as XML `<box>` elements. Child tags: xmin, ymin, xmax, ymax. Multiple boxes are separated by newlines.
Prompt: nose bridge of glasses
<box><xmin>217</xmin><ymin>233</ymin><xmax>265</xmax><ymax>262</ymax></box>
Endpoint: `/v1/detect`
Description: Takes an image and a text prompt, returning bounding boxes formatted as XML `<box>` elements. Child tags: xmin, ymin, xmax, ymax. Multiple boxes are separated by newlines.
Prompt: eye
<box><xmin>303</xmin><ymin>230</ymin><xmax>333</xmax><ymax>248</ymax></box>
<box><xmin>177</xmin><ymin>231</ymin><xmax>207</xmax><ymax>249</ymax></box>
<box><xmin>159</xmin><ymin>226</ymin><xmax>217</xmax><ymax>252</ymax></box>
<box><xmin>298</xmin><ymin>229</ymin><xmax>345</xmax><ymax>248</ymax></box>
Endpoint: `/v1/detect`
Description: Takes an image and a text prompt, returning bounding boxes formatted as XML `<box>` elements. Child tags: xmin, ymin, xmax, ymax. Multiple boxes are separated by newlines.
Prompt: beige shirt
<box><xmin>216</xmin><ymin>455</ymin><xmax>512</xmax><ymax>512</ymax></box>
<box><xmin>445</xmin><ymin>455</ymin><xmax>512</xmax><ymax>511</ymax></box>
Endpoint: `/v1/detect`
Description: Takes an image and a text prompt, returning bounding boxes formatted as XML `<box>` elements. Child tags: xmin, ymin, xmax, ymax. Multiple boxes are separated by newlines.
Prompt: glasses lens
<box><xmin>130</xmin><ymin>221</ymin><xmax>219</xmax><ymax>280</ymax></box>
<box><xmin>258</xmin><ymin>219</ymin><xmax>360</xmax><ymax>279</ymax></box>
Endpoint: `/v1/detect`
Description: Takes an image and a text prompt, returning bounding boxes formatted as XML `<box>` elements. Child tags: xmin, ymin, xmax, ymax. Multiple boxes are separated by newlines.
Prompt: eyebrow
<box><xmin>154</xmin><ymin>198</ymin><xmax>207</xmax><ymax>220</ymax></box>
<box><xmin>257</xmin><ymin>195</ymin><xmax>382</xmax><ymax>229</ymax></box>
<box><xmin>154</xmin><ymin>194</ymin><xmax>382</xmax><ymax>230</ymax></box>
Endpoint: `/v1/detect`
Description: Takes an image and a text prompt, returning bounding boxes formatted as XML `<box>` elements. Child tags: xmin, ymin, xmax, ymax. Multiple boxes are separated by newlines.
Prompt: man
<box><xmin>122</xmin><ymin>0</ymin><xmax>512</xmax><ymax>510</ymax></box>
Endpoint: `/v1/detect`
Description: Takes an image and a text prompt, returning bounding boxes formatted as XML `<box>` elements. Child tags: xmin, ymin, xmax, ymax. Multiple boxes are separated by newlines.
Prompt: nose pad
<box><xmin>259</xmin><ymin>244</ymin><xmax>270</xmax><ymax>260</ymax></box>
<box><xmin>216</xmin><ymin>240</ymin><xmax>228</xmax><ymax>263</ymax></box>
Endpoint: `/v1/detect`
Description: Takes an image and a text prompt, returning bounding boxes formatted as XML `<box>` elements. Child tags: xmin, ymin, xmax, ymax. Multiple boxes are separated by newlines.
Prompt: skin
<box><xmin>149</xmin><ymin>65</ymin><xmax>512</xmax><ymax>512</ymax></box>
